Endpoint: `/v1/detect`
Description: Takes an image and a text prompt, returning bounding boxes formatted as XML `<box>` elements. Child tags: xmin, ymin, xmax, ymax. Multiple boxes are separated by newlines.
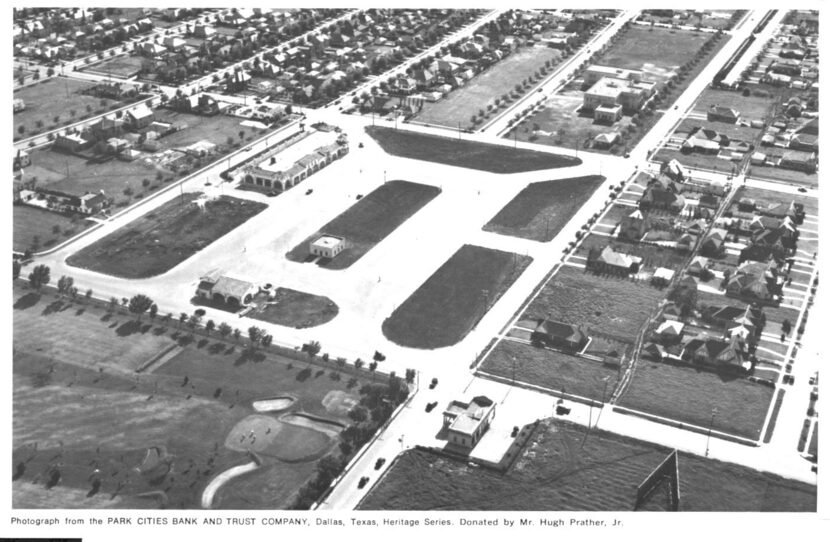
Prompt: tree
<box><xmin>205</xmin><ymin>319</ymin><xmax>215</xmax><ymax>335</ymax></box>
<box><xmin>233</xmin><ymin>328</ymin><xmax>241</xmax><ymax>342</ymax></box>
<box><xmin>27</xmin><ymin>264</ymin><xmax>50</xmax><ymax>291</ymax></box>
<box><xmin>128</xmin><ymin>294</ymin><xmax>153</xmax><ymax>321</ymax></box>
<box><xmin>248</xmin><ymin>326</ymin><xmax>263</xmax><ymax>347</ymax></box>
<box><xmin>405</xmin><ymin>368</ymin><xmax>416</xmax><ymax>384</ymax></box>
<box><xmin>335</xmin><ymin>357</ymin><xmax>346</xmax><ymax>370</ymax></box>
<box><xmin>348</xmin><ymin>405</ymin><xmax>368</xmax><ymax>423</ymax></box>
<box><xmin>261</xmin><ymin>334</ymin><xmax>273</xmax><ymax>348</ymax></box>
<box><xmin>782</xmin><ymin>319</ymin><xmax>792</xmax><ymax>335</ymax></box>
<box><xmin>187</xmin><ymin>313</ymin><xmax>201</xmax><ymax>332</ymax></box>
<box><xmin>13</xmin><ymin>260</ymin><xmax>21</xmax><ymax>281</ymax></box>
<box><xmin>368</xmin><ymin>361</ymin><xmax>378</xmax><ymax>380</ymax></box>
<box><xmin>305</xmin><ymin>340</ymin><xmax>321</xmax><ymax>358</ymax></box>
<box><xmin>108</xmin><ymin>296</ymin><xmax>119</xmax><ymax>312</ymax></box>
<box><xmin>85</xmin><ymin>289</ymin><xmax>93</xmax><ymax>302</ymax></box>
<box><xmin>218</xmin><ymin>322</ymin><xmax>232</xmax><ymax>338</ymax></box>
<box><xmin>178</xmin><ymin>312</ymin><xmax>188</xmax><ymax>328</ymax></box>
<box><xmin>18</xmin><ymin>125</ymin><xmax>25</xmax><ymax>136</ymax></box>
<box><xmin>148</xmin><ymin>303</ymin><xmax>158</xmax><ymax>320</ymax></box>
<box><xmin>56</xmin><ymin>275</ymin><xmax>74</xmax><ymax>297</ymax></box>
<box><xmin>354</xmin><ymin>358</ymin><xmax>364</xmax><ymax>370</ymax></box>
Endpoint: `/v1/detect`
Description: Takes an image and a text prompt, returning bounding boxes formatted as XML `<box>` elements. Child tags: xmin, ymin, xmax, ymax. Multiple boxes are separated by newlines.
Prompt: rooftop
<box><xmin>312</xmin><ymin>234</ymin><xmax>344</xmax><ymax>249</ymax></box>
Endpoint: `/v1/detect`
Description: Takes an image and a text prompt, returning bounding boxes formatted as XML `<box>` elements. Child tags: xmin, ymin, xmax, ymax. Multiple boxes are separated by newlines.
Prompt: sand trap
<box><xmin>201</xmin><ymin>461</ymin><xmax>258</xmax><ymax>509</ymax></box>
<box><xmin>252</xmin><ymin>396</ymin><xmax>295</xmax><ymax>412</ymax></box>
<box><xmin>280</xmin><ymin>412</ymin><xmax>344</xmax><ymax>437</ymax></box>
<box><xmin>321</xmin><ymin>390</ymin><xmax>359</xmax><ymax>417</ymax></box>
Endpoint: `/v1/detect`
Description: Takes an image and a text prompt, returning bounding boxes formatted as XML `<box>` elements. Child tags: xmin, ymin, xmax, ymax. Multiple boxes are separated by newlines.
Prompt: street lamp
<box><xmin>705</xmin><ymin>408</ymin><xmax>718</xmax><ymax>457</ymax></box>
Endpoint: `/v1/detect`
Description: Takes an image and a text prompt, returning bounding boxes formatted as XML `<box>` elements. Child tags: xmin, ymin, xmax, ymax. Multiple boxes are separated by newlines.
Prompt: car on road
<box><xmin>429</xmin><ymin>377</ymin><xmax>438</xmax><ymax>389</ymax></box>
<box><xmin>374</xmin><ymin>458</ymin><xmax>386</xmax><ymax>470</ymax></box>
<box><xmin>555</xmin><ymin>405</ymin><xmax>571</xmax><ymax>415</ymax></box>
<box><xmin>356</xmin><ymin>194</ymin><xmax>363</xmax><ymax>200</ymax></box>
<box><xmin>358</xmin><ymin>142</ymin><xmax>364</xmax><ymax>148</ymax></box>
<box><xmin>358</xmin><ymin>476</ymin><xmax>370</xmax><ymax>489</ymax></box>
<box><xmin>244</xmin><ymin>146</ymin><xmax>252</xmax><ymax>152</ymax></box>
<box><xmin>798</xmin><ymin>187</ymin><xmax>808</xmax><ymax>193</ymax></box>
<box><xmin>425</xmin><ymin>401</ymin><xmax>438</xmax><ymax>412</ymax></box>
<box><xmin>306</xmin><ymin>188</ymin><xmax>313</xmax><ymax>195</ymax></box>
<box><xmin>266</xmin><ymin>191</ymin><xmax>278</xmax><ymax>197</ymax></box>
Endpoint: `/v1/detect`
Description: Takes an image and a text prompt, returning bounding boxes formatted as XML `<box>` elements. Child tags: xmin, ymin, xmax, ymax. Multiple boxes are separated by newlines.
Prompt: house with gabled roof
<box><xmin>707</xmin><ymin>105</ymin><xmax>740</xmax><ymax>123</ymax></box>
<box><xmin>616</xmin><ymin>209</ymin><xmax>647</xmax><ymax>242</ymax></box>
<box><xmin>681</xmin><ymin>333</ymin><xmax>750</xmax><ymax>371</ymax></box>
<box><xmin>587</xmin><ymin>246</ymin><xmax>642</xmax><ymax>275</ymax></box>
<box><xmin>531</xmin><ymin>319</ymin><xmax>589</xmax><ymax>351</ymax></box>
<box><xmin>725</xmin><ymin>260</ymin><xmax>783</xmax><ymax>304</ymax></box>
<box><xmin>701</xmin><ymin>228</ymin><xmax>728</xmax><ymax>256</ymax></box>
<box><xmin>639</xmin><ymin>184</ymin><xmax>686</xmax><ymax>214</ymax></box>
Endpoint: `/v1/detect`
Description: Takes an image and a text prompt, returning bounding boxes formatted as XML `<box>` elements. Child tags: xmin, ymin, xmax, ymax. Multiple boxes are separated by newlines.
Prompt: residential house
<box><xmin>531</xmin><ymin>319</ymin><xmax>589</xmax><ymax>351</ymax></box>
<box><xmin>725</xmin><ymin>260</ymin><xmax>783</xmax><ymax>304</ymax></box>
<box><xmin>707</xmin><ymin>105</ymin><xmax>740</xmax><ymax>123</ymax></box>
<box><xmin>593</xmin><ymin>131</ymin><xmax>620</xmax><ymax>149</ymax></box>
<box><xmin>651</xmin><ymin>267</ymin><xmax>675</xmax><ymax>288</ymax></box>
<box><xmin>442</xmin><ymin>396</ymin><xmax>496</xmax><ymax>451</ymax></box>
<box><xmin>688</xmin><ymin>256</ymin><xmax>711</xmax><ymax>277</ymax></box>
<box><xmin>656</xmin><ymin>319</ymin><xmax>685</xmax><ymax>344</ymax></box>
<box><xmin>700</xmin><ymin>228</ymin><xmax>727</xmax><ymax>257</ymax></box>
<box><xmin>661</xmin><ymin>159</ymin><xmax>688</xmax><ymax>182</ymax></box>
<box><xmin>681</xmin><ymin>333</ymin><xmax>749</xmax><ymax>371</ymax></box>
<box><xmin>226</xmin><ymin>71</ymin><xmax>252</xmax><ymax>93</ymax></box>
<box><xmin>88</xmin><ymin>117</ymin><xmax>124</xmax><ymax>141</ymax></box>
<box><xmin>14</xmin><ymin>149</ymin><xmax>31</xmax><ymax>170</ymax></box>
<box><xmin>639</xmin><ymin>184</ymin><xmax>686</xmax><ymax>213</ymax></box>
<box><xmin>778</xmin><ymin>150</ymin><xmax>817</xmax><ymax>173</ymax></box>
<box><xmin>125</xmin><ymin>103</ymin><xmax>154</xmax><ymax>130</ymax></box>
<box><xmin>616</xmin><ymin>209</ymin><xmax>648</xmax><ymax>242</ymax></box>
<box><xmin>586</xmin><ymin>246</ymin><xmax>642</xmax><ymax>275</ymax></box>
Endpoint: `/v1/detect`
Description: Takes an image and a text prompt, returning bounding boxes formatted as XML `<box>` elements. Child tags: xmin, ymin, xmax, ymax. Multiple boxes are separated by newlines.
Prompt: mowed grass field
<box><xmin>13</xmin><ymin>77</ymin><xmax>127</xmax><ymax>138</ymax></box>
<box><xmin>67</xmin><ymin>194</ymin><xmax>267</xmax><ymax>278</ymax></box>
<box><xmin>480</xmin><ymin>339</ymin><xmax>619</xmax><ymax>401</ymax></box>
<box><xmin>83</xmin><ymin>55</ymin><xmax>144</xmax><ymax>78</ymax></box>
<box><xmin>618</xmin><ymin>359</ymin><xmax>775</xmax><ymax>440</ymax></box>
<box><xmin>366</xmin><ymin>126</ymin><xmax>581</xmax><ymax>173</ymax></box>
<box><xmin>12</xmin><ymin>287</ymin><xmax>362</xmax><ymax>509</ymax></box>
<box><xmin>383</xmin><ymin>245</ymin><xmax>532</xmax><ymax>349</ymax></box>
<box><xmin>286</xmin><ymin>180</ymin><xmax>440</xmax><ymax>270</ymax></box>
<box><xmin>153</xmin><ymin>109</ymin><xmax>256</xmax><ymax>148</ymax></box>
<box><xmin>733</xmin><ymin>186</ymin><xmax>819</xmax><ymax>216</ymax></box>
<box><xmin>690</xmin><ymin>87</ymin><xmax>776</xmax><ymax>124</ymax></box>
<box><xmin>247</xmin><ymin>288</ymin><xmax>338</xmax><ymax>329</ymax></box>
<box><xmin>13</xmin><ymin>205</ymin><xmax>96</xmax><ymax>253</ymax></box>
<box><xmin>414</xmin><ymin>46</ymin><xmax>562</xmax><ymax>129</ymax></box>
<box><xmin>595</xmin><ymin>25</ymin><xmax>714</xmax><ymax>72</ymax></box>
<box><xmin>360</xmin><ymin>419</ymin><xmax>816</xmax><ymax>511</ymax></box>
<box><xmin>523</xmin><ymin>265</ymin><xmax>665</xmax><ymax>343</ymax></box>
<box><xmin>483</xmin><ymin>176</ymin><xmax>605</xmax><ymax>242</ymax></box>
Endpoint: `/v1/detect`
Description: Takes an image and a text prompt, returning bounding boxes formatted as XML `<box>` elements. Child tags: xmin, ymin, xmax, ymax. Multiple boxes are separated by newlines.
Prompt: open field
<box><xmin>480</xmin><ymin>339</ymin><xmax>619</xmax><ymax>401</ymax></box>
<box><xmin>360</xmin><ymin>418</ymin><xmax>815</xmax><ymax>511</ymax></box>
<box><xmin>674</xmin><ymin>116</ymin><xmax>762</xmax><ymax>144</ymax></box>
<box><xmin>483</xmin><ymin>176</ymin><xmax>604</xmax><ymax>242</ymax></box>
<box><xmin>12</xmin><ymin>287</ymin><xmax>362</xmax><ymax>509</ymax></box>
<box><xmin>152</xmin><ymin>109</ymin><xmax>258</xmax><ymax>148</ymax></box>
<box><xmin>414</xmin><ymin>46</ymin><xmax>561</xmax><ymax>129</ymax></box>
<box><xmin>618</xmin><ymin>359</ymin><xmax>775</xmax><ymax>440</ymax></box>
<box><xmin>576</xmin><ymin>233</ymin><xmax>688</xmax><ymax>271</ymax></box>
<box><xmin>689</xmin><ymin>87</ymin><xmax>776</xmax><ymax>124</ymax></box>
<box><xmin>383</xmin><ymin>245</ymin><xmax>531</xmax><ymax>349</ymax></box>
<box><xmin>748</xmin><ymin>165</ymin><xmax>818</xmax><ymax>189</ymax></box>
<box><xmin>83</xmin><ymin>55</ymin><xmax>145</xmax><ymax>78</ymax></box>
<box><xmin>286</xmin><ymin>181</ymin><xmax>440</xmax><ymax>270</ymax></box>
<box><xmin>595</xmin><ymin>25</ymin><xmax>715</xmax><ymax>74</ymax></box>
<box><xmin>732</xmin><ymin>186</ymin><xmax>819</xmax><ymax>216</ymax></box>
<box><xmin>13</xmin><ymin>205</ymin><xmax>95</xmax><ymax>253</ymax></box>
<box><xmin>67</xmin><ymin>194</ymin><xmax>267</xmax><ymax>278</ymax></box>
<box><xmin>247</xmin><ymin>288</ymin><xmax>338</xmax><ymax>329</ymax></box>
<box><xmin>366</xmin><ymin>126</ymin><xmax>581</xmax><ymax>173</ymax></box>
<box><xmin>523</xmin><ymin>265</ymin><xmax>665</xmax><ymax>343</ymax></box>
<box><xmin>13</xmin><ymin>77</ymin><xmax>129</xmax><ymax>139</ymax></box>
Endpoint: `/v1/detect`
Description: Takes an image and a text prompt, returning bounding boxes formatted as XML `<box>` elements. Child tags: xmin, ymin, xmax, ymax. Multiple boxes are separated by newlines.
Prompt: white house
<box><xmin>310</xmin><ymin>234</ymin><xmax>345</xmax><ymax>259</ymax></box>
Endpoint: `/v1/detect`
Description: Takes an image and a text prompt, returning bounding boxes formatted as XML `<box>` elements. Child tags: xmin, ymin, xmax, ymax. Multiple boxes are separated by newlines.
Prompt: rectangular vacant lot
<box><xmin>596</xmin><ymin>25</ymin><xmax>713</xmax><ymax>73</ymax></box>
<box><xmin>286</xmin><ymin>180</ymin><xmax>440</xmax><ymax>269</ymax></box>
<box><xmin>67</xmin><ymin>194</ymin><xmax>267</xmax><ymax>278</ymax></box>
<box><xmin>618</xmin><ymin>359</ymin><xmax>775</xmax><ymax>439</ymax></box>
<box><xmin>13</xmin><ymin>205</ymin><xmax>95</xmax><ymax>253</ymax></box>
<box><xmin>414</xmin><ymin>46</ymin><xmax>561</xmax><ymax>129</ymax></box>
<box><xmin>690</xmin><ymin>87</ymin><xmax>775</xmax><ymax>124</ymax></box>
<box><xmin>360</xmin><ymin>419</ymin><xmax>815</xmax><ymax>511</ymax></box>
<box><xmin>383</xmin><ymin>245</ymin><xmax>531</xmax><ymax>349</ymax></box>
<box><xmin>484</xmin><ymin>176</ymin><xmax>604</xmax><ymax>242</ymax></box>
<box><xmin>366</xmin><ymin>126</ymin><xmax>581</xmax><ymax>173</ymax></box>
<box><xmin>523</xmin><ymin>265</ymin><xmax>665</xmax><ymax>343</ymax></box>
<box><xmin>83</xmin><ymin>55</ymin><xmax>144</xmax><ymax>78</ymax></box>
<box><xmin>480</xmin><ymin>339</ymin><xmax>619</xmax><ymax>401</ymax></box>
<box><xmin>13</xmin><ymin>78</ymin><xmax>129</xmax><ymax>139</ymax></box>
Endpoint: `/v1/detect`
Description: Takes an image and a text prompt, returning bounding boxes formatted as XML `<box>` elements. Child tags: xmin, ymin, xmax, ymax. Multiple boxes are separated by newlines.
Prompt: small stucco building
<box><xmin>310</xmin><ymin>234</ymin><xmax>345</xmax><ymax>259</ymax></box>
<box><xmin>443</xmin><ymin>396</ymin><xmax>496</xmax><ymax>450</ymax></box>
<box><xmin>196</xmin><ymin>272</ymin><xmax>257</xmax><ymax>307</ymax></box>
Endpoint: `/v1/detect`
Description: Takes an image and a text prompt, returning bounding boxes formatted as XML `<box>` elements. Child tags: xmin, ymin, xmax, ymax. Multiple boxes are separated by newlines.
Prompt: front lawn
<box><xmin>67</xmin><ymin>194</ymin><xmax>267</xmax><ymax>278</ymax></box>
<box><xmin>483</xmin><ymin>176</ymin><xmax>605</xmax><ymax>242</ymax></box>
<box><xmin>479</xmin><ymin>339</ymin><xmax>619</xmax><ymax>401</ymax></box>
<box><xmin>247</xmin><ymin>288</ymin><xmax>338</xmax><ymax>329</ymax></box>
<box><xmin>366</xmin><ymin>126</ymin><xmax>581</xmax><ymax>173</ymax></box>
<box><xmin>523</xmin><ymin>265</ymin><xmax>665</xmax><ymax>343</ymax></box>
<box><xmin>618</xmin><ymin>359</ymin><xmax>775</xmax><ymax>440</ymax></box>
<box><xmin>360</xmin><ymin>418</ymin><xmax>816</xmax><ymax>511</ymax></box>
<box><xmin>383</xmin><ymin>245</ymin><xmax>532</xmax><ymax>349</ymax></box>
<box><xmin>286</xmin><ymin>180</ymin><xmax>441</xmax><ymax>270</ymax></box>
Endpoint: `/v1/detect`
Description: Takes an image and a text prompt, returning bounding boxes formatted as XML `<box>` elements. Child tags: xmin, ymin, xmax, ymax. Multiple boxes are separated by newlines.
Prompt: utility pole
<box><xmin>705</xmin><ymin>408</ymin><xmax>717</xmax><ymax>457</ymax></box>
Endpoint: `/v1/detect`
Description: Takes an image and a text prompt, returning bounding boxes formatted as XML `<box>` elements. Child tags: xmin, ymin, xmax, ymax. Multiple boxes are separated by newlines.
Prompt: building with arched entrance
<box><xmin>196</xmin><ymin>272</ymin><xmax>257</xmax><ymax>308</ymax></box>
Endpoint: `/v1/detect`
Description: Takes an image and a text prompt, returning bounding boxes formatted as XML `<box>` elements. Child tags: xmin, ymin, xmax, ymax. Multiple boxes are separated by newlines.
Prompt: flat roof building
<box><xmin>310</xmin><ymin>234</ymin><xmax>345</xmax><ymax>259</ymax></box>
<box><xmin>443</xmin><ymin>396</ymin><xmax>496</xmax><ymax>451</ymax></box>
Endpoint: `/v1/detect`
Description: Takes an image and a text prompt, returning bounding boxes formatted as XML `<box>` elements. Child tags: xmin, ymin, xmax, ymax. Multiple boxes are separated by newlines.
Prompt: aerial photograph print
<box><xmin>9</xmin><ymin>4</ymin><xmax>821</xmax><ymax>519</ymax></box>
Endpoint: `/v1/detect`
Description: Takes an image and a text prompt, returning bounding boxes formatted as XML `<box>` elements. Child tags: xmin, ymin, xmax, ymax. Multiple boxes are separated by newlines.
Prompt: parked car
<box><xmin>305</xmin><ymin>188</ymin><xmax>313</xmax><ymax>195</ymax></box>
<box><xmin>356</xmin><ymin>194</ymin><xmax>363</xmax><ymax>200</ymax></box>
<box><xmin>358</xmin><ymin>142</ymin><xmax>364</xmax><ymax>148</ymax></box>
<box><xmin>358</xmin><ymin>476</ymin><xmax>369</xmax><ymax>489</ymax></box>
<box><xmin>555</xmin><ymin>405</ymin><xmax>571</xmax><ymax>415</ymax></box>
<box><xmin>425</xmin><ymin>401</ymin><xmax>438</xmax><ymax>413</ymax></box>
<box><xmin>374</xmin><ymin>458</ymin><xmax>386</xmax><ymax>470</ymax></box>
<box><xmin>267</xmin><ymin>191</ymin><xmax>278</xmax><ymax>197</ymax></box>
<box><xmin>429</xmin><ymin>377</ymin><xmax>438</xmax><ymax>389</ymax></box>
<box><xmin>244</xmin><ymin>146</ymin><xmax>252</xmax><ymax>152</ymax></box>
<box><xmin>798</xmin><ymin>187</ymin><xmax>808</xmax><ymax>193</ymax></box>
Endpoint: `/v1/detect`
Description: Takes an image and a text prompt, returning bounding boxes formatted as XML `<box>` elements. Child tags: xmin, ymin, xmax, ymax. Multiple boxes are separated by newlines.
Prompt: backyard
<box><xmin>13</xmin><ymin>205</ymin><xmax>96</xmax><ymax>253</ymax></box>
<box><xmin>522</xmin><ymin>265</ymin><xmax>666</xmax><ymax>343</ymax></box>
<box><xmin>479</xmin><ymin>338</ymin><xmax>619</xmax><ymax>401</ymax></box>
<box><xmin>286</xmin><ymin>180</ymin><xmax>441</xmax><ymax>270</ymax></box>
<box><xmin>360</xmin><ymin>418</ymin><xmax>815</xmax><ymax>511</ymax></box>
<box><xmin>618</xmin><ymin>359</ymin><xmax>775</xmax><ymax>440</ymax></box>
<box><xmin>67</xmin><ymin>194</ymin><xmax>267</xmax><ymax>278</ymax></box>
<box><xmin>576</xmin><ymin>233</ymin><xmax>689</xmax><ymax>271</ymax></box>
<box><xmin>414</xmin><ymin>46</ymin><xmax>562</xmax><ymax>129</ymax></box>
<box><xmin>383</xmin><ymin>245</ymin><xmax>531</xmax><ymax>349</ymax></box>
<box><xmin>366</xmin><ymin>126</ymin><xmax>581</xmax><ymax>173</ymax></box>
<box><xmin>12</xmin><ymin>286</ymin><xmax>366</xmax><ymax>509</ymax></box>
<box><xmin>483</xmin><ymin>176</ymin><xmax>605</xmax><ymax>242</ymax></box>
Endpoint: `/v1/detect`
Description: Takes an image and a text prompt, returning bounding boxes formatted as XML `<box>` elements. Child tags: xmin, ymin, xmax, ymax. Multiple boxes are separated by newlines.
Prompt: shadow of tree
<box><xmin>41</xmin><ymin>300</ymin><xmax>65</xmax><ymax>316</ymax></box>
<box><xmin>347</xmin><ymin>377</ymin><xmax>358</xmax><ymax>389</ymax></box>
<box><xmin>116</xmin><ymin>320</ymin><xmax>142</xmax><ymax>337</ymax></box>
<box><xmin>13</xmin><ymin>293</ymin><xmax>41</xmax><ymax>311</ymax></box>
<box><xmin>296</xmin><ymin>368</ymin><xmax>312</xmax><ymax>382</ymax></box>
<box><xmin>75</xmin><ymin>308</ymin><xmax>86</xmax><ymax>316</ymax></box>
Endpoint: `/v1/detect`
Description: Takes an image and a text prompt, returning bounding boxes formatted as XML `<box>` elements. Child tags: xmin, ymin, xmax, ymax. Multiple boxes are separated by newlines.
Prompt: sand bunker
<box><xmin>252</xmin><ymin>396</ymin><xmax>295</xmax><ymax>412</ymax></box>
